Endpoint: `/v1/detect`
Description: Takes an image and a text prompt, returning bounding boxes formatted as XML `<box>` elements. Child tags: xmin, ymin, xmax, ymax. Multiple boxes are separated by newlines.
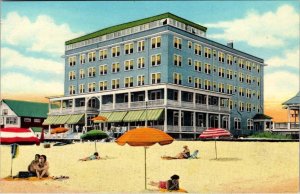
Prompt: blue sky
<box><xmin>1</xmin><ymin>1</ymin><xmax>299</xmax><ymax>120</ymax></box>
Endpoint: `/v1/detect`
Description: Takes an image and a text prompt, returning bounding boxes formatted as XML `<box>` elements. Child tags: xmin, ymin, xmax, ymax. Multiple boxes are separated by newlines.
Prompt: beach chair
<box><xmin>188</xmin><ymin>150</ymin><xmax>199</xmax><ymax>159</ymax></box>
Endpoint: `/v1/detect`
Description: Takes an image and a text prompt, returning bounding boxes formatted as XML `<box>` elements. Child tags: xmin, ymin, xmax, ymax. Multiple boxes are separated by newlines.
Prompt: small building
<box><xmin>0</xmin><ymin>99</ymin><xmax>48</xmax><ymax>135</ymax></box>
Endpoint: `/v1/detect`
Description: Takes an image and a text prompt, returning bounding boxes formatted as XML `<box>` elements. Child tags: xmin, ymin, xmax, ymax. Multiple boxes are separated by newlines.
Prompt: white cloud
<box><xmin>264</xmin><ymin>71</ymin><xmax>299</xmax><ymax>102</ymax></box>
<box><xmin>205</xmin><ymin>5</ymin><xmax>299</xmax><ymax>47</ymax></box>
<box><xmin>1</xmin><ymin>73</ymin><xmax>64</xmax><ymax>96</ymax></box>
<box><xmin>265</xmin><ymin>48</ymin><xmax>299</xmax><ymax>68</ymax></box>
<box><xmin>2</xmin><ymin>47</ymin><xmax>64</xmax><ymax>75</ymax></box>
<box><xmin>1</xmin><ymin>12</ymin><xmax>82</xmax><ymax>55</ymax></box>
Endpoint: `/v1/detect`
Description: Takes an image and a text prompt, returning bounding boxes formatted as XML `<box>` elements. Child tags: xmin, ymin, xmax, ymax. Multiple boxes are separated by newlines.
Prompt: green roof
<box><xmin>3</xmin><ymin>99</ymin><xmax>48</xmax><ymax>118</ymax></box>
<box><xmin>66</xmin><ymin>12</ymin><xmax>207</xmax><ymax>45</ymax></box>
<box><xmin>282</xmin><ymin>91</ymin><xmax>300</xmax><ymax>105</ymax></box>
<box><xmin>31</xmin><ymin>127</ymin><xmax>43</xmax><ymax>133</ymax></box>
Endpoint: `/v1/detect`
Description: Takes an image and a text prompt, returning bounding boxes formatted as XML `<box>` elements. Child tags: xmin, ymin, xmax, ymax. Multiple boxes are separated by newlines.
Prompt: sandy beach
<box><xmin>0</xmin><ymin>141</ymin><xmax>299</xmax><ymax>193</ymax></box>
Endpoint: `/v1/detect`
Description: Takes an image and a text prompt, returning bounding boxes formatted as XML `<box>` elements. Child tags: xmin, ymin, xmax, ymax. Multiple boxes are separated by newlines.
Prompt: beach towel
<box><xmin>3</xmin><ymin>176</ymin><xmax>51</xmax><ymax>181</ymax></box>
<box><xmin>159</xmin><ymin>188</ymin><xmax>188</xmax><ymax>193</ymax></box>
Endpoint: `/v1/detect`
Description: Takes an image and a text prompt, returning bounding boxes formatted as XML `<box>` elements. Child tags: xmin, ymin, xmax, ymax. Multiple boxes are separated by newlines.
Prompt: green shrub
<box><xmin>249</xmin><ymin>132</ymin><xmax>292</xmax><ymax>139</ymax></box>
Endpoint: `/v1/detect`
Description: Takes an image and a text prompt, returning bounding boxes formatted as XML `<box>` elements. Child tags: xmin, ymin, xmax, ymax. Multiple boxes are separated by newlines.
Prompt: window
<box><xmin>188</xmin><ymin>41</ymin><xmax>192</xmax><ymax>49</ymax></box>
<box><xmin>80</xmin><ymin>54</ymin><xmax>85</xmax><ymax>64</ymax></box>
<box><xmin>99</xmin><ymin>81</ymin><xmax>107</xmax><ymax>91</ymax></box>
<box><xmin>227</xmin><ymin>84</ymin><xmax>233</xmax><ymax>94</ymax></box>
<box><xmin>247</xmin><ymin>119</ymin><xmax>254</xmax><ymax>130</ymax></box>
<box><xmin>257</xmin><ymin>64</ymin><xmax>260</xmax><ymax>73</ymax></box>
<box><xmin>69</xmin><ymin>71</ymin><xmax>76</xmax><ymax>80</ymax></box>
<box><xmin>137</xmin><ymin>57</ymin><xmax>145</xmax><ymax>69</ymax></box>
<box><xmin>151</xmin><ymin>54</ymin><xmax>161</xmax><ymax>66</ymax></box>
<box><xmin>173</xmin><ymin>73</ymin><xmax>182</xmax><ymax>85</ymax></box>
<box><xmin>112</xmin><ymin>62</ymin><xmax>120</xmax><ymax>73</ymax></box>
<box><xmin>124</xmin><ymin>77</ymin><xmax>133</xmax><ymax>87</ymax></box>
<box><xmin>239</xmin><ymin>73</ymin><xmax>244</xmax><ymax>82</ymax></box>
<box><xmin>246</xmin><ymin>103</ymin><xmax>252</xmax><ymax>112</ymax></box>
<box><xmin>173</xmin><ymin>54</ymin><xmax>182</xmax><ymax>66</ymax></box>
<box><xmin>151</xmin><ymin>36</ymin><xmax>161</xmax><ymax>49</ymax></box>
<box><xmin>234</xmin><ymin>118</ymin><xmax>241</xmax><ymax>130</ymax></box>
<box><xmin>229</xmin><ymin>100</ymin><xmax>233</xmax><ymax>110</ymax></box>
<box><xmin>188</xmin><ymin>58</ymin><xmax>192</xmax><ymax>66</ymax></box>
<box><xmin>194</xmin><ymin>61</ymin><xmax>201</xmax><ymax>72</ymax></box>
<box><xmin>112</xmin><ymin>79</ymin><xmax>120</xmax><ymax>89</ymax></box>
<box><xmin>239</xmin><ymin>87</ymin><xmax>245</xmax><ymax>97</ymax></box>
<box><xmin>257</xmin><ymin>78</ymin><xmax>260</xmax><ymax>86</ymax></box>
<box><xmin>124</xmin><ymin>43</ymin><xmax>134</xmax><ymax>54</ymax></box>
<box><xmin>88</xmin><ymin>67</ymin><xmax>96</xmax><ymax>77</ymax></box>
<box><xmin>213</xmin><ymin>81</ymin><xmax>217</xmax><ymax>90</ymax></box>
<box><xmin>205</xmin><ymin>63</ymin><xmax>211</xmax><ymax>74</ymax></box>
<box><xmin>246</xmin><ymin>61</ymin><xmax>252</xmax><ymax>71</ymax></box>
<box><xmin>2</xmin><ymin>109</ymin><xmax>8</xmax><ymax>115</ymax></box>
<box><xmin>238</xmin><ymin>58</ymin><xmax>245</xmax><ymax>68</ymax></box>
<box><xmin>218</xmin><ymin>68</ymin><xmax>225</xmax><ymax>77</ymax></box>
<box><xmin>68</xmin><ymin>56</ymin><xmax>76</xmax><ymax>66</ymax></box>
<box><xmin>112</xmin><ymin>46</ymin><xmax>120</xmax><ymax>57</ymax></box>
<box><xmin>69</xmin><ymin>85</ymin><xmax>76</xmax><ymax>95</ymax></box>
<box><xmin>79</xmin><ymin>84</ymin><xmax>85</xmax><ymax>93</ymax></box>
<box><xmin>194</xmin><ymin>78</ymin><xmax>202</xmax><ymax>88</ymax></box>
<box><xmin>6</xmin><ymin>117</ymin><xmax>17</xmax><ymax>125</ymax></box>
<box><xmin>99</xmin><ymin>65</ymin><xmax>108</xmax><ymax>75</ymax></box>
<box><xmin>246</xmin><ymin>75</ymin><xmax>252</xmax><ymax>84</ymax></box>
<box><xmin>204</xmin><ymin>47</ymin><xmax>211</xmax><ymax>58</ymax></box>
<box><xmin>34</xmin><ymin>119</ymin><xmax>41</xmax><ymax>123</ymax></box>
<box><xmin>239</xmin><ymin>101</ymin><xmax>244</xmax><ymax>111</ymax></box>
<box><xmin>151</xmin><ymin>73</ymin><xmax>161</xmax><ymax>84</ymax></box>
<box><xmin>226</xmin><ymin>69</ymin><xmax>233</xmax><ymax>79</ymax></box>
<box><xmin>204</xmin><ymin>80</ymin><xmax>211</xmax><ymax>90</ymax></box>
<box><xmin>79</xmin><ymin>69</ymin><xmax>85</xmax><ymax>79</ymax></box>
<box><xmin>218</xmin><ymin>83</ymin><xmax>225</xmax><ymax>93</ymax></box>
<box><xmin>88</xmin><ymin>82</ymin><xmax>96</xmax><ymax>92</ymax></box>
<box><xmin>137</xmin><ymin>40</ymin><xmax>145</xmax><ymax>52</ymax></box>
<box><xmin>124</xmin><ymin>60</ymin><xmax>134</xmax><ymax>71</ymax></box>
<box><xmin>257</xmin><ymin>91</ymin><xmax>260</xmax><ymax>100</ymax></box>
<box><xmin>227</xmin><ymin>55</ymin><xmax>233</xmax><ymax>65</ymax></box>
<box><xmin>218</xmin><ymin>52</ymin><xmax>225</xmax><ymax>63</ymax></box>
<box><xmin>24</xmin><ymin>118</ymin><xmax>31</xmax><ymax>122</ymax></box>
<box><xmin>99</xmin><ymin>49</ymin><xmax>108</xmax><ymax>60</ymax></box>
<box><xmin>174</xmin><ymin>37</ymin><xmax>182</xmax><ymax>49</ymax></box>
<box><xmin>188</xmin><ymin>76</ymin><xmax>192</xmax><ymax>83</ymax></box>
<box><xmin>88</xmin><ymin>52</ymin><xmax>96</xmax><ymax>62</ymax></box>
<box><xmin>194</xmin><ymin>43</ymin><xmax>202</xmax><ymax>55</ymax></box>
<box><xmin>137</xmin><ymin>75</ymin><xmax>145</xmax><ymax>86</ymax></box>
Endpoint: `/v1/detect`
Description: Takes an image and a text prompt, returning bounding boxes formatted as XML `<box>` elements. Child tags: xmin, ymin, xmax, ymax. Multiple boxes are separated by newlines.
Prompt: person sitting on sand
<box><xmin>36</xmin><ymin>155</ymin><xmax>49</xmax><ymax>179</ymax></box>
<box><xmin>161</xmin><ymin>145</ymin><xmax>190</xmax><ymax>159</ymax></box>
<box><xmin>149</xmin><ymin>174</ymin><xmax>180</xmax><ymax>191</ymax></box>
<box><xmin>28</xmin><ymin>154</ymin><xmax>40</xmax><ymax>176</ymax></box>
<box><xmin>79</xmin><ymin>152</ymin><xmax>100</xmax><ymax>161</ymax></box>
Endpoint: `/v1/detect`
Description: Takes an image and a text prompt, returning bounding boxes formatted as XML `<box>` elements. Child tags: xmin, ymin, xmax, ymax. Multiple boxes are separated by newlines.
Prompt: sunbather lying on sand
<box><xmin>79</xmin><ymin>152</ymin><xmax>100</xmax><ymax>161</ymax></box>
<box><xmin>161</xmin><ymin>145</ymin><xmax>190</xmax><ymax>159</ymax></box>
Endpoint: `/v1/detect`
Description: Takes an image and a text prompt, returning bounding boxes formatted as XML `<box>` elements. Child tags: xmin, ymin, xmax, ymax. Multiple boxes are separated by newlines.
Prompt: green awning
<box><xmin>67</xmin><ymin>114</ymin><xmax>84</xmax><ymax>124</ymax></box>
<box><xmin>53</xmin><ymin>115</ymin><xmax>71</xmax><ymax>125</ymax></box>
<box><xmin>139</xmin><ymin>108</ymin><xmax>164</xmax><ymax>121</ymax></box>
<box><xmin>123</xmin><ymin>110</ymin><xmax>145</xmax><ymax>122</ymax></box>
<box><xmin>42</xmin><ymin>115</ymin><xmax>59</xmax><ymax>125</ymax></box>
<box><xmin>30</xmin><ymin>127</ymin><xmax>43</xmax><ymax>133</ymax></box>
<box><xmin>94</xmin><ymin>112</ymin><xmax>112</xmax><ymax>123</ymax></box>
<box><xmin>108</xmin><ymin>111</ymin><xmax>127</xmax><ymax>122</ymax></box>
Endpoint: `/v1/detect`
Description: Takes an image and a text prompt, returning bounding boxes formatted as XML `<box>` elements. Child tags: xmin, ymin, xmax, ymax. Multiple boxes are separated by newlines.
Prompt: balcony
<box><xmin>49</xmin><ymin>106</ymin><xmax>98</xmax><ymax>114</ymax></box>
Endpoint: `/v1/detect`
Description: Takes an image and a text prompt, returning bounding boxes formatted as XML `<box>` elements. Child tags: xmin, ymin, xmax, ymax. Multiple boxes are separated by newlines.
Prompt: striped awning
<box><xmin>53</xmin><ymin>115</ymin><xmax>71</xmax><ymax>125</ymax></box>
<box><xmin>139</xmin><ymin>108</ymin><xmax>164</xmax><ymax>121</ymax></box>
<box><xmin>108</xmin><ymin>111</ymin><xmax>127</xmax><ymax>122</ymax></box>
<box><xmin>66</xmin><ymin>114</ymin><xmax>84</xmax><ymax>124</ymax></box>
<box><xmin>123</xmin><ymin>110</ymin><xmax>145</xmax><ymax>122</ymax></box>
<box><xmin>42</xmin><ymin>115</ymin><xmax>59</xmax><ymax>125</ymax></box>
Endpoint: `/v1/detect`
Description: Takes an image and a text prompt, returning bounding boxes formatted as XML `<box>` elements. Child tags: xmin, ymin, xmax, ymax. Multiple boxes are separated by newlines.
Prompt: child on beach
<box><xmin>161</xmin><ymin>145</ymin><xmax>191</xmax><ymax>159</ymax></box>
<box><xmin>36</xmin><ymin>155</ymin><xmax>49</xmax><ymax>179</ymax></box>
<box><xmin>149</xmin><ymin>174</ymin><xmax>180</xmax><ymax>191</ymax></box>
<box><xmin>79</xmin><ymin>152</ymin><xmax>100</xmax><ymax>161</ymax></box>
<box><xmin>28</xmin><ymin>154</ymin><xmax>40</xmax><ymax>176</ymax></box>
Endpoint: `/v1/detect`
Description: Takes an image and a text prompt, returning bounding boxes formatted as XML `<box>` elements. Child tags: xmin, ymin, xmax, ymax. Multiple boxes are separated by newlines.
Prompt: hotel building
<box><xmin>44</xmin><ymin>13</ymin><xmax>265</xmax><ymax>138</ymax></box>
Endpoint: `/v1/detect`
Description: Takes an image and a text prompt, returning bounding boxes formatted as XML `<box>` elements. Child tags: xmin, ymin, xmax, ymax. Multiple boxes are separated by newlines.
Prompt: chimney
<box><xmin>227</xmin><ymin>42</ymin><xmax>233</xmax><ymax>48</ymax></box>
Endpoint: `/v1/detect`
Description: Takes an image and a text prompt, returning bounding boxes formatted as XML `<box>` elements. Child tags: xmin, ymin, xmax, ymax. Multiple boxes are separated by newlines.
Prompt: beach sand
<box><xmin>0</xmin><ymin>141</ymin><xmax>299</xmax><ymax>193</ymax></box>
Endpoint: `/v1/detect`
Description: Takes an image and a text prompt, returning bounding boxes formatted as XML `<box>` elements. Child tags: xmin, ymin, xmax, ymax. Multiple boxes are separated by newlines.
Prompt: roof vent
<box><xmin>227</xmin><ymin>42</ymin><xmax>233</xmax><ymax>48</ymax></box>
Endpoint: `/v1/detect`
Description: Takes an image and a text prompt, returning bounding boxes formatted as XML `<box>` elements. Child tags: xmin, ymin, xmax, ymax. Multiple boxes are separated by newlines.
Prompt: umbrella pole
<box><xmin>10</xmin><ymin>157</ymin><xmax>13</xmax><ymax>177</ymax></box>
<box><xmin>144</xmin><ymin>146</ymin><xmax>147</xmax><ymax>190</ymax></box>
<box><xmin>215</xmin><ymin>140</ymin><xmax>218</xmax><ymax>159</ymax></box>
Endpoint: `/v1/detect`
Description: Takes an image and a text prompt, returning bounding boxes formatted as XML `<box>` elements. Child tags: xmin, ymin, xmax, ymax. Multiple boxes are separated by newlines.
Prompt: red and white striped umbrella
<box><xmin>199</xmin><ymin>128</ymin><xmax>231</xmax><ymax>159</ymax></box>
<box><xmin>0</xmin><ymin>127</ymin><xmax>40</xmax><ymax>145</ymax></box>
<box><xmin>199</xmin><ymin>128</ymin><xmax>231</xmax><ymax>138</ymax></box>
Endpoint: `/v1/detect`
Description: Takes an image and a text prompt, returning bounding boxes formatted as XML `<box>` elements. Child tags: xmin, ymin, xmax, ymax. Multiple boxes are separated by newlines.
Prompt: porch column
<box><xmin>206</xmin><ymin>113</ymin><xmax>209</xmax><ymax>129</ymax></box>
<box><xmin>228</xmin><ymin>114</ymin><xmax>231</xmax><ymax>130</ymax></box>
<box><xmin>145</xmin><ymin>90</ymin><xmax>149</xmax><ymax>127</ymax></box>
<box><xmin>218</xmin><ymin>97</ymin><xmax>221</xmax><ymax>111</ymax></box>
<box><xmin>164</xmin><ymin>86</ymin><xmax>167</xmax><ymax>106</ymax></box>
<box><xmin>128</xmin><ymin>92</ymin><xmax>131</xmax><ymax>108</ymax></box>
<box><xmin>179</xmin><ymin>109</ymin><xmax>182</xmax><ymax>139</ymax></box>
<box><xmin>218</xmin><ymin>114</ymin><xmax>221</xmax><ymax>128</ymax></box>
<box><xmin>206</xmin><ymin>95</ymin><xmax>209</xmax><ymax>110</ymax></box>
<box><xmin>178</xmin><ymin>90</ymin><xmax>182</xmax><ymax>107</ymax></box>
<box><xmin>164</xmin><ymin>108</ymin><xmax>167</xmax><ymax>132</ymax></box>
<box><xmin>288</xmin><ymin>107</ymin><xmax>291</xmax><ymax>130</ymax></box>
<box><xmin>72</xmin><ymin>98</ymin><xmax>75</xmax><ymax>113</ymax></box>
<box><xmin>193</xmin><ymin>92</ymin><xmax>196</xmax><ymax>108</ymax></box>
<box><xmin>84</xmin><ymin>97</ymin><xmax>88</xmax><ymax>131</ymax></box>
<box><xmin>99</xmin><ymin>95</ymin><xmax>102</xmax><ymax>111</ymax></box>
<box><xmin>193</xmin><ymin>111</ymin><xmax>196</xmax><ymax>139</ymax></box>
<box><xmin>60</xmin><ymin>100</ymin><xmax>63</xmax><ymax>113</ymax></box>
<box><xmin>113</xmin><ymin>93</ymin><xmax>116</xmax><ymax>110</ymax></box>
